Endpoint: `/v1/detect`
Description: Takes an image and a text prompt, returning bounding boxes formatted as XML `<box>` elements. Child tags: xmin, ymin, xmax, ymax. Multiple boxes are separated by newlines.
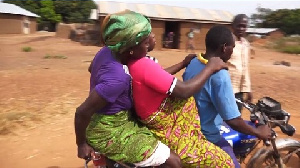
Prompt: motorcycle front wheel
<box><xmin>247</xmin><ymin>138</ymin><xmax>300</xmax><ymax>168</ymax></box>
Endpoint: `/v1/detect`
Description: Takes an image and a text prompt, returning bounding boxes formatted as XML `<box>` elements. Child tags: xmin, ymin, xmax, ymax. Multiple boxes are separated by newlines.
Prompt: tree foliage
<box><xmin>250</xmin><ymin>7</ymin><xmax>273</xmax><ymax>27</ymax></box>
<box><xmin>40</xmin><ymin>0</ymin><xmax>61</xmax><ymax>23</ymax></box>
<box><xmin>263</xmin><ymin>9</ymin><xmax>300</xmax><ymax>35</ymax></box>
<box><xmin>53</xmin><ymin>0</ymin><xmax>97</xmax><ymax>23</ymax></box>
<box><xmin>251</xmin><ymin>7</ymin><xmax>300</xmax><ymax>35</ymax></box>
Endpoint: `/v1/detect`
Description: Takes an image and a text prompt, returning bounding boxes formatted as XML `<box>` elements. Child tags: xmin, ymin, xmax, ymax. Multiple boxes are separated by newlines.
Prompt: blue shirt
<box><xmin>183</xmin><ymin>58</ymin><xmax>241</xmax><ymax>143</ymax></box>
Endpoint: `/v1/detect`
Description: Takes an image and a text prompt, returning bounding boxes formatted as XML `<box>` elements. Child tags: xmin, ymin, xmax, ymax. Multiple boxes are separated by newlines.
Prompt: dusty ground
<box><xmin>0</xmin><ymin>32</ymin><xmax>300</xmax><ymax>168</ymax></box>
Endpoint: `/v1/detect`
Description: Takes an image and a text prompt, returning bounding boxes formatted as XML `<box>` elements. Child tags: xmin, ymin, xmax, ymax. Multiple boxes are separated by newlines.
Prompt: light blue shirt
<box><xmin>183</xmin><ymin>58</ymin><xmax>241</xmax><ymax>143</ymax></box>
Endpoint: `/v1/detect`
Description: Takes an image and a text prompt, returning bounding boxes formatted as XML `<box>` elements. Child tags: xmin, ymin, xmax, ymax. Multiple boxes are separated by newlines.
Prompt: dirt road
<box><xmin>0</xmin><ymin>33</ymin><xmax>299</xmax><ymax>168</ymax></box>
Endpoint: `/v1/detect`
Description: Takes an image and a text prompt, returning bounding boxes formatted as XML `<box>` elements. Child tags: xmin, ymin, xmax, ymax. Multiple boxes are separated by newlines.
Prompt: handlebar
<box><xmin>235</xmin><ymin>98</ymin><xmax>295</xmax><ymax>137</ymax></box>
<box><xmin>235</xmin><ymin>98</ymin><xmax>254</xmax><ymax>112</ymax></box>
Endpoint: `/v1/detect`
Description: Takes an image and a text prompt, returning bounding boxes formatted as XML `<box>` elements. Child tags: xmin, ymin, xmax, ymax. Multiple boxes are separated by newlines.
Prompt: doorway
<box><xmin>163</xmin><ymin>21</ymin><xmax>180</xmax><ymax>49</ymax></box>
<box><xmin>23</xmin><ymin>17</ymin><xmax>30</xmax><ymax>34</ymax></box>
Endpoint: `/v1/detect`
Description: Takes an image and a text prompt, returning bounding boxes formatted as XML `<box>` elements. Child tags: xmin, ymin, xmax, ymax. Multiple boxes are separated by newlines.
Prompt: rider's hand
<box><xmin>206</xmin><ymin>57</ymin><xmax>228</xmax><ymax>73</ymax></box>
<box><xmin>246</xmin><ymin>92</ymin><xmax>253</xmax><ymax>103</ymax></box>
<box><xmin>255</xmin><ymin>125</ymin><xmax>272</xmax><ymax>140</ymax></box>
<box><xmin>77</xmin><ymin>142</ymin><xmax>94</xmax><ymax>160</ymax></box>
<box><xmin>182</xmin><ymin>54</ymin><xmax>197</xmax><ymax>67</ymax></box>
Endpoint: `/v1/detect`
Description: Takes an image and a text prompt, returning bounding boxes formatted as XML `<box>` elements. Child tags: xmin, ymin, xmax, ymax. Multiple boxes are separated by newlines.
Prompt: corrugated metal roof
<box><xmin>97</xmin><ymin>1</ymin><xmax>234</xmax><ymax>24</ymax></box>
<box><xmin>0</xmin><ymin>2</ymin><xmax>39</xmax><ymax>17</ymax></box>
<box><xmin>246</xmin><ymin>28</ymin><xmax>279</xmax><ymax>34</ymax></box>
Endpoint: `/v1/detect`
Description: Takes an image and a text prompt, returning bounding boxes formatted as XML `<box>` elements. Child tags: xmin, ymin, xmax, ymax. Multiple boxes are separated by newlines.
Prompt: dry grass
<box><xmin>22</xmin><ymin>46</ymin><xmax>32</xmax><ymax>52</ymax></box>
<box><xmin>43</xmin><ymin>54</ymin><xmax>68</xmax><ymax>59</ymax></box>
<box><xmin>0</xmin><ymin>112</ymin><xmax>40</xmax><ymax>135</ymax></box>
<box><xmin>264</xmin><ymin>37</ymin><xmax>300</xmax><ymax>54</ymax></box>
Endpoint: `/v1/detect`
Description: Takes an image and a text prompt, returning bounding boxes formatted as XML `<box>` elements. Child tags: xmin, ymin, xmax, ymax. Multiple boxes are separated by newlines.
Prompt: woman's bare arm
<box><xmin>75</xmin><ymin>89</ymin><xmax>107</xmax><ymax>146</ymax></box>
<box><xmin>171</xmin><ymin>57</ymin><xmax>227</xmax><ymax>99</ymax></box>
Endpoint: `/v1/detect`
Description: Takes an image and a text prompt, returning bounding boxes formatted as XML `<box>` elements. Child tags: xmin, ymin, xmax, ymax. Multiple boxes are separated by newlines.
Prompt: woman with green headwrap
<box><xmin>101</xmin><ymin>10</ymin><xmax>234</xmax><ymax>167</ymax></box>
<box><xmin>75</xmin><ymin>10</ymin><xmax>182</xmax><ymax>168</ymax></box>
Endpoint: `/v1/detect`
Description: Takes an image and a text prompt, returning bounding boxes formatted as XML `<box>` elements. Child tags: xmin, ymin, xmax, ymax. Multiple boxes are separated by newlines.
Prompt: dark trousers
<box><xmin>214</xmin><ymin>137</ymin><xmax>241</xmax><ymax>168</ymax></box>
<box><xmin>235</xmin><ymin>92</ymin><xmax>244</xmax><ymax>113</ymax></box>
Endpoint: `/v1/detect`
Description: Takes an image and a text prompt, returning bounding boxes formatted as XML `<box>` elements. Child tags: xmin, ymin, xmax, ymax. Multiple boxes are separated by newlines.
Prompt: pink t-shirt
<box><xmin>128</xmin><ymin>57</ymin><xmax>177</xmax><ymax>119</ymax></box>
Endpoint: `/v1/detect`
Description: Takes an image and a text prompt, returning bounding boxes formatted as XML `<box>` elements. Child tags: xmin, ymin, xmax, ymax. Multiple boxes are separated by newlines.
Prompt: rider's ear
<box><xmin>222</xmin><ymin>43</ymin><xmax>227</xmax><ymax>53</ymax></box>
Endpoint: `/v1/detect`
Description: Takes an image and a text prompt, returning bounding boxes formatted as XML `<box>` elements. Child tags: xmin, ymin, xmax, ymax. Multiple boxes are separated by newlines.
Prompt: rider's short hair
<box><xmin>205</xmin><ymin>26</ymin><xmax>233</xmax><ymax>51</ymax></box>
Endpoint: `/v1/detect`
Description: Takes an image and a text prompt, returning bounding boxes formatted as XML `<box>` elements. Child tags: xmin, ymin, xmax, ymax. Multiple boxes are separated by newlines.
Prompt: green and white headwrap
<box><xmin>102</xmin><ymin>10</ymin><xmax>151</xmax><ymax>54</ymax></box>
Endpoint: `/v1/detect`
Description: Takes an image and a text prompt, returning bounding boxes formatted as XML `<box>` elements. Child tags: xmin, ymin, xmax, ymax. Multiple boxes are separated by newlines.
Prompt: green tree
<box><xmin>54</xmin><ymin>0</ymin><xmax>97</xmax><ymax>23</ymax></box>
<box><xmin>39</xmin><ymin>0</ymin><xmax>61</xmax><ymax>23</ymax></box>
<box><xmin>250</xmin><ymin>7</ymin><xmax>273</xmax><ymax>27</ymax></box>
<box><xmin>262</xmin><ymin>9</ymin><xmax>300</xmax><ymax>35</ymax></box>
<box><xmin>37</xmin><ymin>0</ymin><xmax>61</xmax><ymax>31</ymax></box>
<box><xmin>2</xmin><ymin>0</ymin><xmax>23</xmax><ymax>7</ymax></box>
<box><xmin>52</xmin><ymin>1</ymin><xmax>74</xmax><ymax>23</ymax></box>
<box><xmin>251</xmin><ymin>7</ymin><xmax>300</xmax><ymax>35</ymax></box>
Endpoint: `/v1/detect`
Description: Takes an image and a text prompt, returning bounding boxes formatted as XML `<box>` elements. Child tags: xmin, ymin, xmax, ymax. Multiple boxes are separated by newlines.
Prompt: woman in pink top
<box><xmin>127</xmin><ymin>33</ymin><xmax>234</xmax><ymax>167</ymax></box>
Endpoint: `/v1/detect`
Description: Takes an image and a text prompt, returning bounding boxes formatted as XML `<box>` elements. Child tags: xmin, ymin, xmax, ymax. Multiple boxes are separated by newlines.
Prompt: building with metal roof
<box><xmin>246</xmin><ymin>28</ymin><xmax>284</xmax><ymax>39</ymax></box>
<box><xmin>0</xmin><ymin>2</ymin><xmax>39</xmax><ymax>34</ymax></box>
<box><xmin>0</xmin><ymin>2</ymin><xmax>39</xmax><ymax>17</ymax></box>
<box><xmin>97</xmin><ymin>1</ymin><xmax>233</xmax><ymax>24</ymax></box>
<box><xmin>246</xmin><ymin>28</ymin><xmax>278</xmax><ymax>34</ymax></box>
<box><xmin>93</xmin><ymin>1</ymin><xmax>235</xmax><ymax>50</ymax></box>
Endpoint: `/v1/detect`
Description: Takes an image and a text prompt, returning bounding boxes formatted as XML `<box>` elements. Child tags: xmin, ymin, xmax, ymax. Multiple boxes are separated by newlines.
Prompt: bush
<box><xmin>43</xmin><ymin>54</ymin><xmax>67</xmax><ymax>59</ymax></box>
<box><xmin>280</xmin><ymin>46</ymin><xmax>300</xmax><ymax>54</ymax></box>
<box><xmin>265</xmin><ymin>37</ymin><xmax>300</xmax><ymax>54</ymax></box>
<box><xmin>22</xmin><ymin>46</ymin><xmax>32</xmax><ymax>52</ymax></box>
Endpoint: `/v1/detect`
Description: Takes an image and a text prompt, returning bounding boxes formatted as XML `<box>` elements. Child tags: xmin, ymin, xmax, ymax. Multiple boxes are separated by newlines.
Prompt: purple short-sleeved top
<box><xmin>90</xmin><ymin>47</ymin><xmax>132</xmax><ymax>115</ymax></box>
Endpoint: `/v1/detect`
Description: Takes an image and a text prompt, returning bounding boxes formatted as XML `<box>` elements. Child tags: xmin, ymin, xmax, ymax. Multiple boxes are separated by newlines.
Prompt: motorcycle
<box><xmin>222</xmin><ymin>97</ymin><xmax>300</xmax><ymax>168</ymax></box>
<box><xmin>85</xmin><ymin>96</ymin><xmax>300</xmax><ymax>168</ymax></box>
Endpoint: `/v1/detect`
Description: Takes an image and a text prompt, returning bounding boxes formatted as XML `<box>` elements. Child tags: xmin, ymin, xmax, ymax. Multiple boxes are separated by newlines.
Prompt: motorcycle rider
<box><xmin>183</xmin><ymin>25</ymin><xmax>272</xmax><ymax>168</ymax></box>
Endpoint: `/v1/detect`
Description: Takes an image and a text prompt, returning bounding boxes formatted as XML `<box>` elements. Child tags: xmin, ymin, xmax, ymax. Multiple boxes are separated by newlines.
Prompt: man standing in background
<box><xmin>229</xmin><ymin>14</ymin><xmax>253</xmax><ymax>112</ymax></box>
<box><xmin>186</xmin><ymin>28</ymin><xmax>195</xmax><ymax>53</ymax></box>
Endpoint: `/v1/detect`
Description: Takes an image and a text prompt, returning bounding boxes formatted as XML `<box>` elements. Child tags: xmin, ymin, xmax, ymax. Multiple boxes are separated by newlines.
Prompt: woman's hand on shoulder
<box><xmin>206</xmin><ymin>57</ymin><xmax>228</xmax><ymax>73</ymax></box>
<box><xmin>182</xmin><ymin>54</ymin><xmax>197</xmax><ymax>67</ymax></box>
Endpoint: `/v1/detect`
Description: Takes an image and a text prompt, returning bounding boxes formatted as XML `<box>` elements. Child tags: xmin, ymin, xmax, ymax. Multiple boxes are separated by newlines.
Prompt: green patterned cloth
<box><xmin>86</xmin><ymin>110</ymin><xmax>158</xmax><ymax>163</ymax></box>
<box><xmin>101</xmin><ymin>10</ymin><xmax>151</xmax><ymax>53</ymax></box>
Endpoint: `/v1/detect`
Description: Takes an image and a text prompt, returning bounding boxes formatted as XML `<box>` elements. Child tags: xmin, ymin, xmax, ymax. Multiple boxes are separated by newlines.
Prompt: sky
<box><xmin>99</xmin><ymin>0</ymin><xmax>300</xmax><ymax>17</ymax></box>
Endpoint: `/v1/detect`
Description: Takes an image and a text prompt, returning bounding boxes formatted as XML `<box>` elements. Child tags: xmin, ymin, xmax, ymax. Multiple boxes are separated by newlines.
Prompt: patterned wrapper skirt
<box><xmin>141</xmin><ymin>97</ymin><xmax>234</xmax><ymax>168</ymax></box>
<box><xmin>86</xmin><ymin>110</ymin><xmax>159</xmax><ymax>164</ymax></box>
